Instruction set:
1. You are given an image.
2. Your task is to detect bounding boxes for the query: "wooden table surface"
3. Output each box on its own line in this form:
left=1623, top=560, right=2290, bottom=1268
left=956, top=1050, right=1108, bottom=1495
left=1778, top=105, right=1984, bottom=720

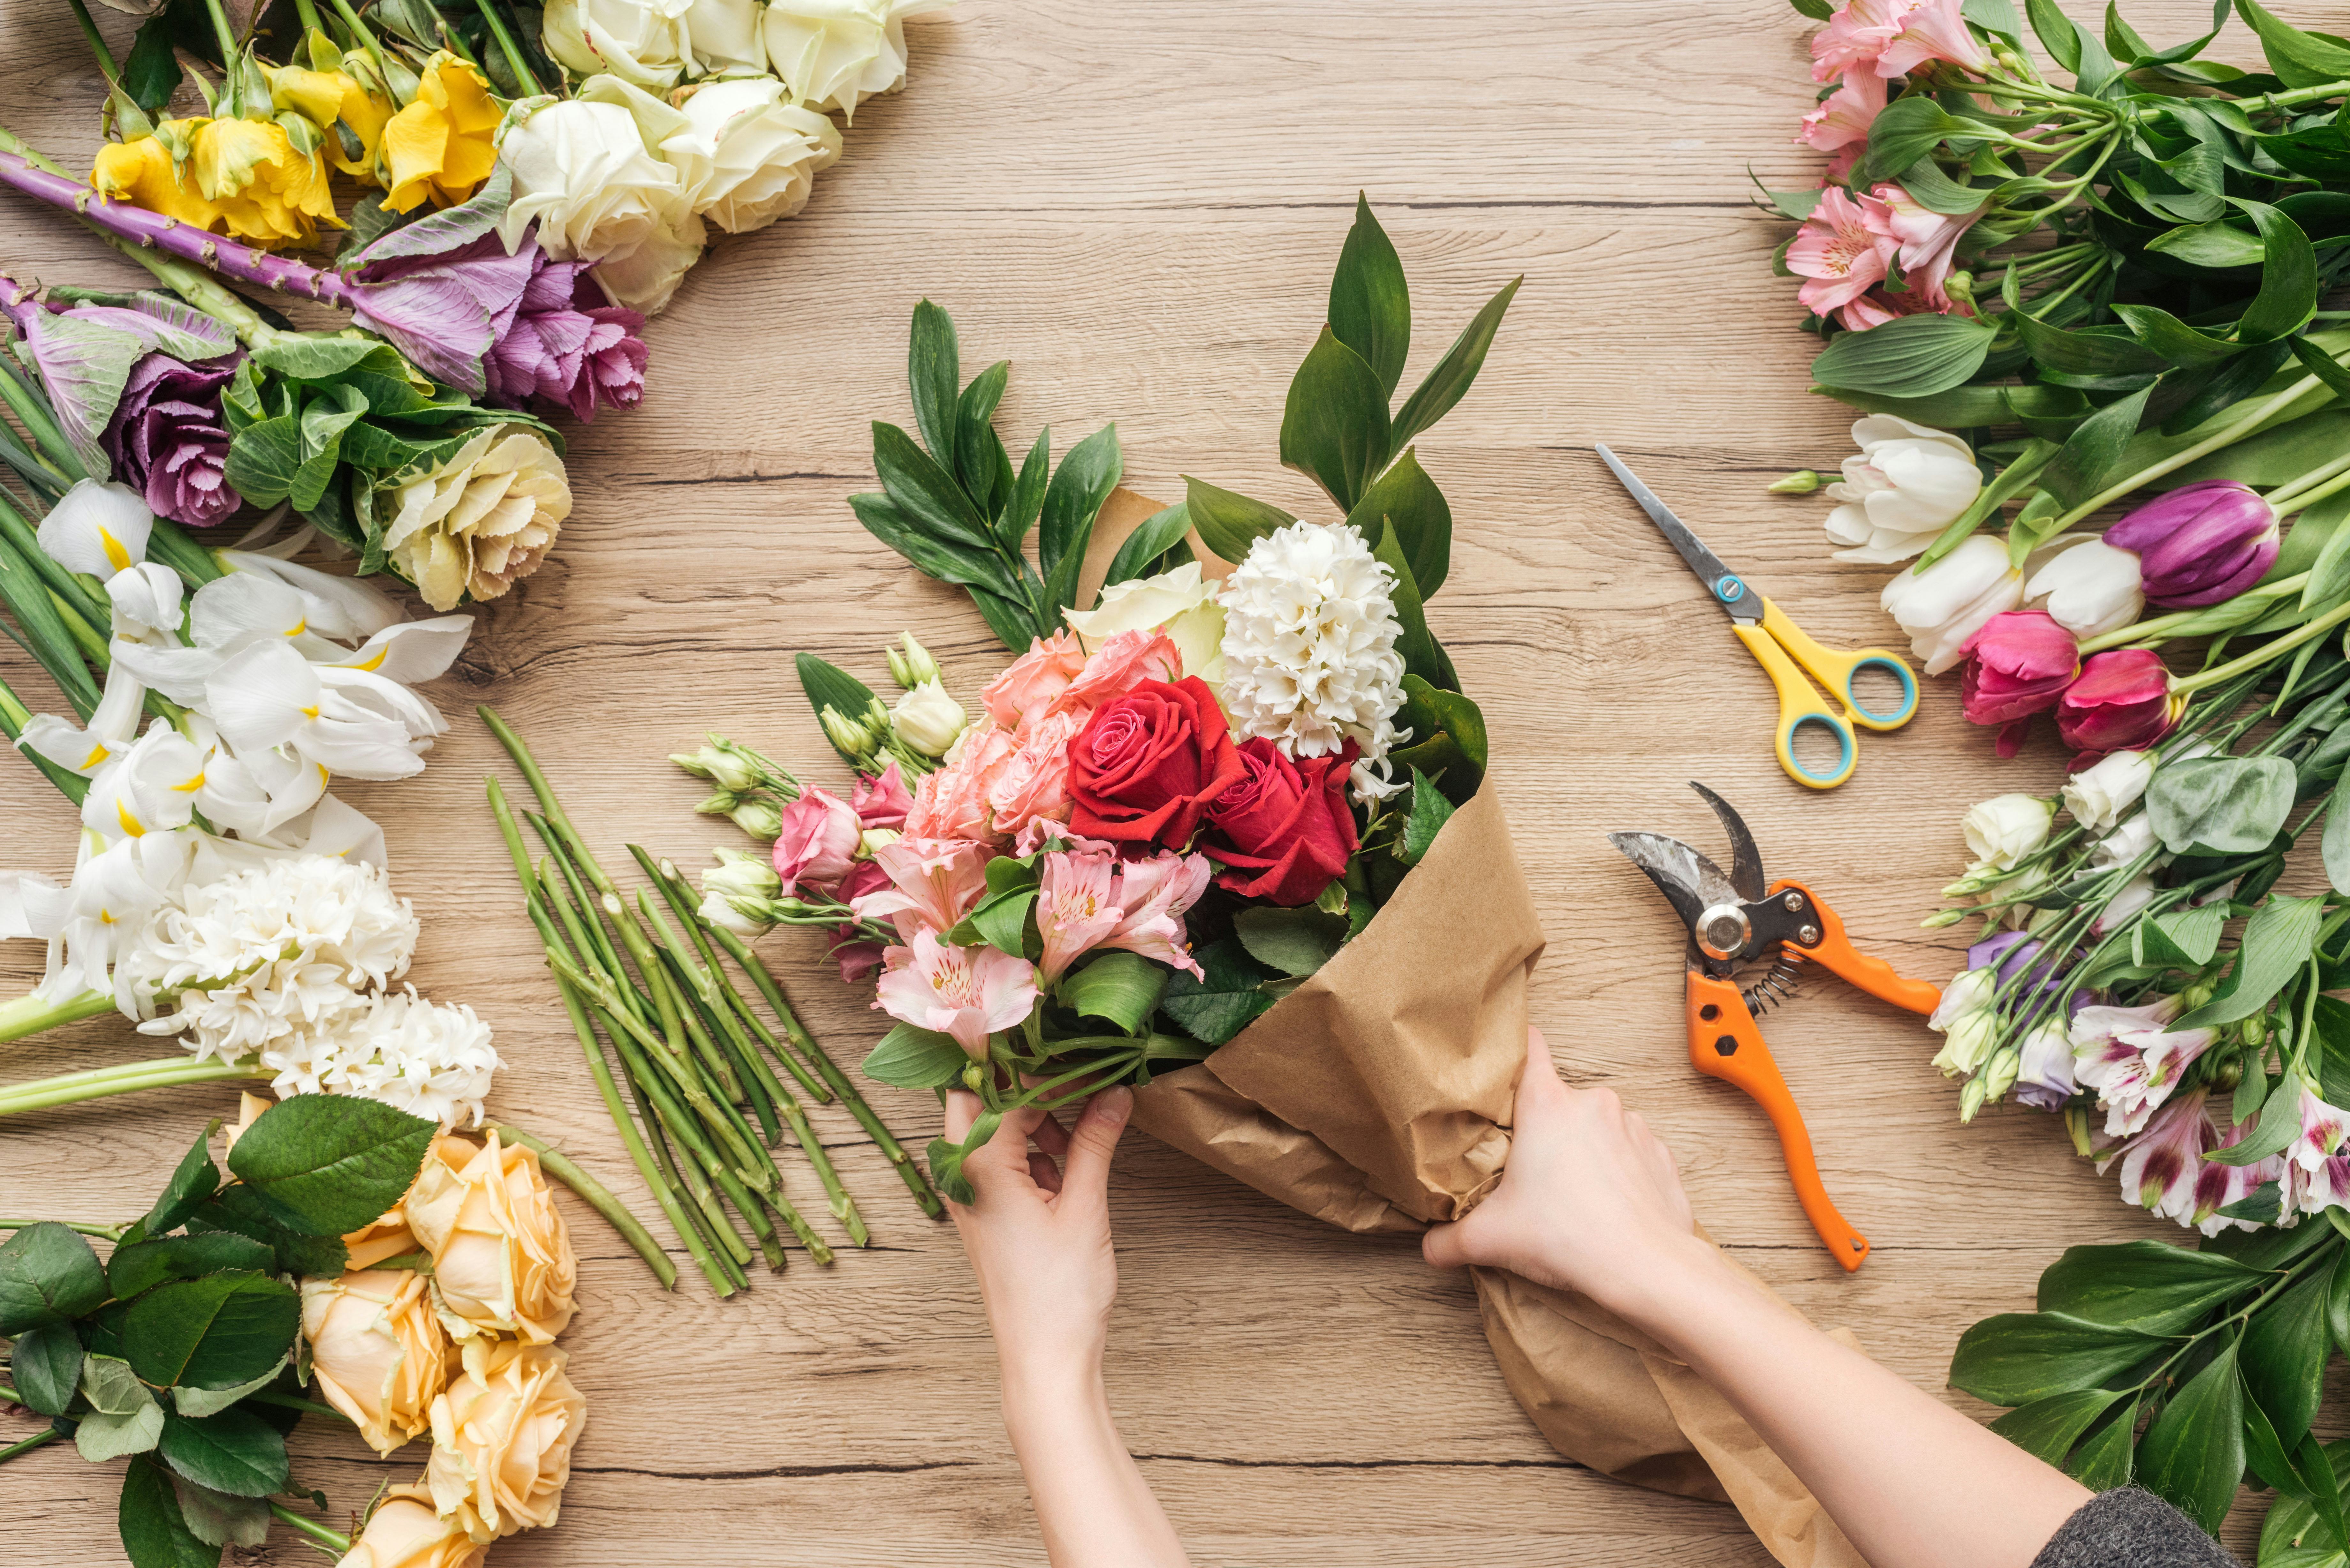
left=2, top=2, right=2325, bottom=1562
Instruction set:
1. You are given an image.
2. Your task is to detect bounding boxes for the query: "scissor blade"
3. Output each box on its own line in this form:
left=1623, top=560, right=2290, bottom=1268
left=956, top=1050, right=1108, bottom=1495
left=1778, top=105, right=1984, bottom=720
left=1688, top=782, right=1765, bottom=903
left=1594, top=444, right=1756, bottom=624
left=1609, top=831, right=1743, bottom=935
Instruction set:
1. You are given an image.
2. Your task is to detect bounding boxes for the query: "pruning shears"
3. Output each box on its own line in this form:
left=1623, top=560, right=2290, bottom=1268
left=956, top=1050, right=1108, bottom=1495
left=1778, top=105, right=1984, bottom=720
left=1611, top=784, right=1942, bottom=1271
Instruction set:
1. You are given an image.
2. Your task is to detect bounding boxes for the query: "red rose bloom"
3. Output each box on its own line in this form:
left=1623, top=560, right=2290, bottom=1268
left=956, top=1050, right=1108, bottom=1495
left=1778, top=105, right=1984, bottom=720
left=1066, top=677, right=1247, bottom=847
left=1202, top=738, right=1359, bottom=906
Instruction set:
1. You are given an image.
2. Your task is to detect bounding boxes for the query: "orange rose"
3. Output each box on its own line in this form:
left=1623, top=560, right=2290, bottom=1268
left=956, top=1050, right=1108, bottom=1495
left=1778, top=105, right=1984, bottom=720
left=404, top=1130, right=577, bottom=1343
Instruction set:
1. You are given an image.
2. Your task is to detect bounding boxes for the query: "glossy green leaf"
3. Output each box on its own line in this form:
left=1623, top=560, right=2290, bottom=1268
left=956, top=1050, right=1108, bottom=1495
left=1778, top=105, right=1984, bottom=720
left=2244, top=1267, right=2333, bottom=1447
left=0, top=1221, right=108, bottom=1333
left=1234, top=905, right=1351, bottom=978
left=11, top=1321, right=84, bottom=1416
left=1948, top=1312, right=2167, bottom=1404
left=2137, top=1338, right=2246, bottom=1534
left=2242, top=1381, right=2300, bottom=1493
left=107, top=1233, right=278, bottom=1305
left=2147, top=756, right=2297, bottom=856
left=1988, top=1388, right=2126, bottom=1465
left=2181, top=894, right=2327, bottom=1029
left=848, top=492, right=1010, bottom=593
left=1060, top=951, right=1169, bottom=1033
left=2291, top=338, right=2350, bottom=406
left=1398, top=675, right=1489, bottom=774
left=123, top=14, right=186, bottom=116
left=2033, top=1241, right=2263, bottom=1332
left=79, top=1355, right=165, bottom=1461
left=906, top=298, right=960, bottom=470
left=952, top=360, right=1009, bottom=508
left=1183, top=476, right=1294, bottom=565
left=1101, top=502, right=1194, bottom=590
left=1367, top=512, right=1446, bottom=688
left=861, top=1024, right=968, bottom=1090
left=140, top=1121, right=223, bottom=1240
left=871, top=422, right=997, bottom=553
left=2234, top=0, right=2350, bottom=89
left=2234, top=202, right=2320, bottom=344
left=1328, top=193, right=1410, bottom=398
left=225, top=1094, right=437, bottom=1238
left=946, top=885, right=1038, bottom=957
left=1344, top=447, right=1453, bottom=598
left=1809, top=314, right=1997, bottom=399
left=1390, top=275, right=1520, bottom=454
left=157, top=1408, right=290, bottom=1499
left=1157, top=939, right=1277, bottom=1047
left=1039, top=423, right=1123, bottom=602
left=123, top=1272, right=299, bottom=1392
left=1398, top=768, right=1457, bottom=866
left=1862, top=93, right=1967, bottom=181
left=2324, top=794, right=2350, bottom=897
left=118, top=1455, right=221, bottom=1568
left=2145, top=221, right=2266, bottom=270
left=2067, top=1398, right=2138, bottom=1489
left=2041, top=385, right=2153, bottom=507
left=1282, top=327, right=1391, bottom=510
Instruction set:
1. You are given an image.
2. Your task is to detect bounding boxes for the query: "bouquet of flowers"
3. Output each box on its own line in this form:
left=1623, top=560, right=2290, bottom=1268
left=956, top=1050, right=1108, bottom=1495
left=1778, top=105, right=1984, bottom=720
left=0, top=1091, right=600, bottom=1568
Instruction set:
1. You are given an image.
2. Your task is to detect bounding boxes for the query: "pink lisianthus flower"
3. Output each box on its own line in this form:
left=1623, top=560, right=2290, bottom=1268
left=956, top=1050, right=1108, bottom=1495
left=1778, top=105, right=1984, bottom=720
left=873, top=929, right=1039, bottom=1060
left=1795, top=70, right=1886, bottom=158
left=851, top=836, right=992, bottom=942
left=2070, top=997, right=2216, bottom=1138
left=853, top=759, right=913, bottom=830
left=771, top=787, right=861, bottom=895
left=981, top=631, right=1088, bottom=728
left=1789, top=187, right=1897, bottom=318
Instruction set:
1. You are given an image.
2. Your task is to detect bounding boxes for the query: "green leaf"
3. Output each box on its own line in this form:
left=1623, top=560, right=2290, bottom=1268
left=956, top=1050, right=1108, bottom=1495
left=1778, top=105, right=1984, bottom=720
left=79, top=1355, right=165, bottom=1461
left=2291, top=1430, right=2350, bottom=1558
left=1343, top=447, right=1453, bottom=598
left=1101, top=502, right=1195, bottom=590
left=0, top=1221, right=108, bottom=1333
left=171, top=1353, right=292, bottom=1419
left=123, top=14, right=186, bottom=117
left=180, top=1190, right=349, bottom=1276
left=1281, top=326, right=1391, bottom=511
left=108, top=1234, right=277, bottom=1305
left=1988, top=1388, right=2127, bottom=1466
left=1399, top=674, right=1490, bottom=773
left=223, top=416, right=305, bottom=507
left=1809, top=314, right=1998, bottom=399
left=2141, top=903, right=2228, bottom=969
left=952, top=360, right=1009, bottom=507
left=2028, top=0, right=2083, bottom=67
left=2291, top=338, right=2350, bottom=406
left=2181, top=894, right=2328, bottom=1029
left=2207, top=1071, right=2306, bottom=1166
left=1329, top=193, right=1411, bottom=399
left=1948, top=1312, right=2168, bottom=1404
left=2033, top=1241, right=2264, bottom=1332
left=2136, top=1337, right=2245, bottom=1534
left=907, top=298, right=961, bottom=471
left=1233, top=905, right=1350, bottom=978
left=871, top=422, right=997, bottom=553
left=947, top=886, right=1038, bottom=957
left=141, top=1121, right=223, bottom=1239
left=2042, top=386, right=2154, bottom=507
left=1863, top=94, right=1968, bottom=181
left=166, top=1476, right=268, bottom=1551
left=1390, top=275, right=1519, bottom=455
left=2145, top=221, right=2267, bottom=270
left=224, top=1092, right=438, bottom=1237
left=1060, top=951, right=1169, bottom=1033
left=851, top=492, right=1013, bottom=592
left=1788, top=0, right=1834, bottom=17
left=123, top=1272, right=299, bottom=1392
left=1039, top=423, right=1123, bottom=608
left=118, top=1456, right=221, bottom=1568
left=1366, top=513, right=1446, bottom=688
left=2235, top=0, right=2350, bottom=89
left=249, top=335, right=381, bottom=381
left=1157, top=938, right=1277, bottom=1047
left=11, top=1322, right=84, bottom=1416
left=797, top=655, right=882, bottom=759
left=1183, top=476, right=1294, bottom=565
left=2012, top=312, right=2172, bottom=379
left=2243, top=1381, right=2300, bottom=1493
left=1398, top=768, right=1457, bottom=866
left=157, top=1409, right=290, bottom=1499
left=2244, top=1267, right=2333, bottom=1447
left=2069, top=1400, right=2138, bottom=1488
left=861, top=1024, right=969, bottom=1089
left=2235, top=201, right=2321, bottom=344
left=2147, top=756, right=2298, bottom=856
left=2331, top=1246, right=2350, bottom=1359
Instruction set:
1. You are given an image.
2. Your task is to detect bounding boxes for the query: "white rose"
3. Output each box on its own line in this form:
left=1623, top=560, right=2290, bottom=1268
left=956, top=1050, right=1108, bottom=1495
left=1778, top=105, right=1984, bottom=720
left=2025, top=538, right=2144, bottom=640
left=669, top=77, right=842, bottom=233
left=1879, top=534, right=2023, bottom=675
left=1961, top=793, right=2053, bottom=871
left=380, top=429, right=572, bottom=612
left=684, top=0, right=770, bottom=74
left=2061, top=750, right=2154, bottom=832
left=889, top=680, right=966, bottom=757
left=1822, top=416, right=1982, bottom=565
left=497, top=96, right=690, bottom=265
left=1063, top=561, right=1228, bottom=686
left=761, top=0, right=952, bottom=120
left=542, top=0, right=693, bottom=89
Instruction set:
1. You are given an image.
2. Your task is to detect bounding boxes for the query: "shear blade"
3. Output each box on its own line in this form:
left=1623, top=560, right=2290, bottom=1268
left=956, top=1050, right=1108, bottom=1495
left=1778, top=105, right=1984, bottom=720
left=1608, top=830, right=1743, bottom=933
left=1688, top=782, right=1765, bottom=903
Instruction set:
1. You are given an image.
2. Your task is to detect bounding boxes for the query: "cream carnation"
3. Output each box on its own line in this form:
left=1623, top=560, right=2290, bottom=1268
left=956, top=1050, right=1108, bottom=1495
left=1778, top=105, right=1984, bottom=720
left=322, top=989, right=504, bottom=1130
left=1216, top=520, right=1409, bottom=801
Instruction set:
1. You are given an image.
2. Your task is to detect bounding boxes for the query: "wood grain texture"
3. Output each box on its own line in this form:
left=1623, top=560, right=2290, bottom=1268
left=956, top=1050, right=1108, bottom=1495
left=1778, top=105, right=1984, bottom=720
left=0, top=1, right=2330, bottom=1561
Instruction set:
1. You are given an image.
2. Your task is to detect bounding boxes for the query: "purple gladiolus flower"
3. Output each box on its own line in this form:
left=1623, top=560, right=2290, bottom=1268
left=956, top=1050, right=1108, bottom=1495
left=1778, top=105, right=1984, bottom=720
left=483, top=245, right=648, bottom=423
left=102, top=351, right=243, bottom=527
left=2104, top=480, right=2279, bottom=608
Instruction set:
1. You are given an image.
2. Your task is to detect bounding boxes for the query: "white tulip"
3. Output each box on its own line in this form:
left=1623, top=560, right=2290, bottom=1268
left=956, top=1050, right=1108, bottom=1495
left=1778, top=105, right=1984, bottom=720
left=761, top=0, right=952, bottom=120
left=542, top=0, right=693, bottom=90
left=36, top=480, right=152, bottom=579
left=670, top=77, right=842, bottom=234
left=2061, top=750, right=2154, bottom=832
left=1879, top=533, right=2024, bottom=675
left=2025, top=539, right=2144, bottom=640
left=1821, top=416, right=1982, bottom=565
left=1962, top=793, right=2053, bottom=870
left=684, top=0, right=768, bottom=73
left=497, top=96, right=692, bottom=268
left=889, top=679, right=967, bottom=757
left=1063, top=561, right=1228, bottom=685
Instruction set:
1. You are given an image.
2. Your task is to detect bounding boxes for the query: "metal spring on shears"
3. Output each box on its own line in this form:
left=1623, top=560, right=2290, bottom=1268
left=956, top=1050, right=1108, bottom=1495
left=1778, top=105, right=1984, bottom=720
left=1742, top=949, right=1805, bottom=1015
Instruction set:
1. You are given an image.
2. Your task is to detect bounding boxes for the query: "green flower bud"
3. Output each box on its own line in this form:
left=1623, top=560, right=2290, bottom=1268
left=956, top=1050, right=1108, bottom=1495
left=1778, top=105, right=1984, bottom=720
left=729, top=799, right=783, bottom=841
left=1767, top=470, right=1823, bottom=495
left=695, top=788, right=744, bottom=817
left=1958, top=1076, right=1988, bottom=1123
left=961, top=1063, right=985, bottom=1092
left=886, top=632, right=942, bottom=690
left=821, top=705, right=875, bottom=760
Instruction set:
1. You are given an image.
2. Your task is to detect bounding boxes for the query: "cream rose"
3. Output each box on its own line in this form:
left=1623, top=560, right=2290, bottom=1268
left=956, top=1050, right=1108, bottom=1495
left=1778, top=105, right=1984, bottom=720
left=1062, top=561, right=1226, bottom=685
left=425, top=1337, right=589, bottom=1541
left=542, top=0, right=693, bottom=89
left=497, top=95, right=691, bottom=265
left=761, top=0, right=951, bottom=119
left=339, top=1485, right=487, bottom=1568
left=379, top=429, right=571, bottom=613
left=300, top=1269, right=452, bottom=1456
left=684, top=0, right=767, bottom=72
left=670, top=76, right=842, bottom=234
left=404, top=1130, right=579, bottom=1344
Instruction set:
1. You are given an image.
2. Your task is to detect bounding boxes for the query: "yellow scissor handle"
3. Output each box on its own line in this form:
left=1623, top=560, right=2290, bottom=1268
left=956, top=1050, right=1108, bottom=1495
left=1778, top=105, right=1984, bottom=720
left=1732, top=620, right=1858, bottom=789
left=1758, top=600, right=1919, bottom=733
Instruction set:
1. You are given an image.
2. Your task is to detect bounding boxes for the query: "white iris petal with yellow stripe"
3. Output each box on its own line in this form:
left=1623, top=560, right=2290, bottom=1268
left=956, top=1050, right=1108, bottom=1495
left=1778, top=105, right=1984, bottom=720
left=35, top=479, right=153, bottom=579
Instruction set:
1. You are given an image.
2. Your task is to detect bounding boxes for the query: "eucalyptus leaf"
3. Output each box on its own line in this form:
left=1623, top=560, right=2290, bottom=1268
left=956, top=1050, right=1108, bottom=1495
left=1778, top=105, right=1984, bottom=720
left=2146, top=755, right=2296, bottom=855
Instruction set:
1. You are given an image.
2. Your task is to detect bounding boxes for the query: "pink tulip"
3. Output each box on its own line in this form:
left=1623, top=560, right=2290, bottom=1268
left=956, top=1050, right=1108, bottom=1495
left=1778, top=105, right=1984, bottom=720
left=1788, top=187, right=1897, bottom=316
left=770, top=787, right=861, bottom=895
left=2055, top=650, right=2179, bottom=761
left=1795, top=70, right=1885, bottom=157
left=1958, top=610, right=2079, bottom=756
left=853, top=759, right=913, bottom=829
left=873, top=929, right=1039, bottom=1060
left=2103, top=481, right=2279, bottom=608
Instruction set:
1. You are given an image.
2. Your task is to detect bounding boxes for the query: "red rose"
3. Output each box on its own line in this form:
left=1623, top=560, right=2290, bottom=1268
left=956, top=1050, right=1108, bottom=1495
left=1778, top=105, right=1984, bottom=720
left=1066, top=677, right=1246, bottom=847
left=1201, top=738, right=1359, bottom=906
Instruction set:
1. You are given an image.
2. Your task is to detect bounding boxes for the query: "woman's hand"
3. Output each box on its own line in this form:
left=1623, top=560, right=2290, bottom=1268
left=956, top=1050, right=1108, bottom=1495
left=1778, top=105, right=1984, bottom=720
left=1422, top=1026, right=1718, bottom=1318
left=944, top=1085, right=1133, bottom=1391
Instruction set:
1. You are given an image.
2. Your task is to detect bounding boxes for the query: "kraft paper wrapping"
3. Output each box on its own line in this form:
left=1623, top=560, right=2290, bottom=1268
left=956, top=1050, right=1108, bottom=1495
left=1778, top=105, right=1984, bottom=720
left=1131, top=786, right=1865, bottom=1568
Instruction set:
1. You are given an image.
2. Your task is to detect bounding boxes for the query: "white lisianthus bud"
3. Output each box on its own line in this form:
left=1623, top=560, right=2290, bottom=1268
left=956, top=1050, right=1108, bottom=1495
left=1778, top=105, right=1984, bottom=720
left=1768, top=470, right=1821, bottom=495
left=2090, top=815, right=2158, bottom=871
left=889, top=680, right=966, bottom=758
left=859, top=826, right=900, bottom=856
left=672, top=743, right=759, bottom=793
left=1932, top=1010, right=1999, bottom=1077
left=668, top=76, right=841, bottom=234
left=1958, top=1074, right=1990, bottom=1122
left=704, top=848, right=781, bottom=902
left=698, top=888, right=773, bottom=936
left=1880, top=535, right=2025, bottom=676
left=2061, top=750, right=2155, bottom=832
left=729, top=799, right=784, bottom=840
left=1928, top=966, right=1995, bottom=1031
left=886, top=632, right=940, bottom=690
left=1822, top=416, right=1982, bottom=565
left=1979, top=1044, right=2020, bottom=1101
left=1961, top=794, right=2053, bottom=871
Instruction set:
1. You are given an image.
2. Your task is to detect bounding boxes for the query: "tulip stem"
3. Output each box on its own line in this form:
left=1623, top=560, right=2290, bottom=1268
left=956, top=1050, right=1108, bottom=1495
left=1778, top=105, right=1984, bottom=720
left=266, top=1502, right=350, bottom=1556
left=489, top=1122, right=678, bottom=1292
left=2173, top=598, right=2350, bottom=696
left=2051, top=372, right=2332, bottom=532
left=2275, top=464, right=2350, bottom=521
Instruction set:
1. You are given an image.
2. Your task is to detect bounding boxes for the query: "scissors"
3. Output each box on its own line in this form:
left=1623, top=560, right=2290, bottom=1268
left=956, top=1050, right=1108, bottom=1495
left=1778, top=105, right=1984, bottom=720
left=1596, top=444, right=1919, bottom=789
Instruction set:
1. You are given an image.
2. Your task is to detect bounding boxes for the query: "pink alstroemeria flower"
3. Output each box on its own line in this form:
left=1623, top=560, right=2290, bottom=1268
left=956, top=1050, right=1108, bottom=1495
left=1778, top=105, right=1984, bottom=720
left=1796, top=70, right=1886, bottom=158
left=1874, top=0, right=1993, bottom=77
left=1101, top=850, right=1212, bottom=978
left=851, top=836, right=992, bottom=941
left=874, top=929, right=1039, bottom=1060
left=1035, top=847, right=1212, bottom=982
left=770, top=787, right=861, bottom=895
left=2195, top=1104, right=2287, bottom=1233
left=1788, top=187, right=1896, bottom=317
left=2285, top=1084, right=2350, bottom=1219
left=1810, top=0, right=1906, bottom=80
left=2070, top=997, right=2216, bottom=1137
left=1035, top=850, right=1125, bottom=983
left=853, top=759, right=913, bottom=829
left=2106, top=1091, right=2214, bottom=1228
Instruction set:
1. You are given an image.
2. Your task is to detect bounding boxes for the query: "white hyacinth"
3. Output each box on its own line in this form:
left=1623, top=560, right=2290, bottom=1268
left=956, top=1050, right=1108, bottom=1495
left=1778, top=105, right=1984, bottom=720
left=1216, top=520, right=1410, bottom=801
left=124, top=855, right=420, bottom=1064
left=320, top=989, right=503, bottom=1129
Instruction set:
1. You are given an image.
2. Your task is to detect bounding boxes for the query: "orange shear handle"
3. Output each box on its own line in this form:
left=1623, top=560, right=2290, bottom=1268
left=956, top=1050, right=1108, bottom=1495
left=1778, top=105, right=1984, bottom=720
left=1685, top=972, right=1871, bottom=1272
left=1770, top=879, right=1942, bottom=1016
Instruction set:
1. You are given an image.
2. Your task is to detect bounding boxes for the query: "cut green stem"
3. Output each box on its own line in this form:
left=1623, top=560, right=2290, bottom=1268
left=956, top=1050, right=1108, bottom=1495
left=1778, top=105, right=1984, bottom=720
left=490, top=1122, right=678, bottom=1291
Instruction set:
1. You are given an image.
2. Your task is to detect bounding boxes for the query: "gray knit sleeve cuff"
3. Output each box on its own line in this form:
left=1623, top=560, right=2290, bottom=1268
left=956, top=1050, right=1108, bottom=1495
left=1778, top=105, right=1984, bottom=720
left=2030, top=1488, right=2241, bottom=1568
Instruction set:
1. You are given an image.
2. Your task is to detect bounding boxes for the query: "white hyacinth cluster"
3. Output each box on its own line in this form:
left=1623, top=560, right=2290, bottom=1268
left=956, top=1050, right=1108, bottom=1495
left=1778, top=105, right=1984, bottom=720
left=1216, top=520, right=1410, bottom=801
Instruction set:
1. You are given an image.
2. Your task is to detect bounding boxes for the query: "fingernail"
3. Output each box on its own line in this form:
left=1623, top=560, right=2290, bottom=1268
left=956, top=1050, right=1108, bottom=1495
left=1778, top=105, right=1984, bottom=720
left=1097, top=1085, right=1132, bottom=1124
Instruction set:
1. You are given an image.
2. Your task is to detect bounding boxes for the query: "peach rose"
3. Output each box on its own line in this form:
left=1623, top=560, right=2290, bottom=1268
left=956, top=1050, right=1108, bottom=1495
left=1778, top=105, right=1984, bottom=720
left=980, top=629, right=1086, bottom=727
left=425, top=1337, right=589, bottom=1541
left=986, top=709, right=1078, bottom=851
left=342, top=1209, right=422, bottom=1270
left=301, top=1270, right=451, bottom=1456
left=904, top=718, right=1014, bottom=844
left=403, top=1131, right=577, bottom=1344
left=1052, top=629, right=1183, bottom=718
left=339, top=1485, right=487, bottom=1568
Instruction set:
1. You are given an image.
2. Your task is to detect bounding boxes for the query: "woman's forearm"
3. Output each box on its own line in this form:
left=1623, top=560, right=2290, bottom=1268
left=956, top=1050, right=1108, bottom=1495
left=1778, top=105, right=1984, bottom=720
left=1619, top=1237, right=2090, bottom=1568
left=1001, top=1366, right=1192, bottom=1568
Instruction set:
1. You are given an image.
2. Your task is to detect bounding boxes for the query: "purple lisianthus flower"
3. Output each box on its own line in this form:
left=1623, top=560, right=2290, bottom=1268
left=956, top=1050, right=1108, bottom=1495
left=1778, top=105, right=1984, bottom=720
left=483, top=245, right=648, bottom=423
left=1967, top=930, right=2070, bottom=994
left=101, top=351, right=243, bottom=527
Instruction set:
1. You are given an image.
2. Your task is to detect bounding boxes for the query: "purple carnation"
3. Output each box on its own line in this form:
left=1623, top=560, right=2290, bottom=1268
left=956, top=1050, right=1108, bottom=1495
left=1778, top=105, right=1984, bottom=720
left=483, top=245, right=648, bottom=423
left=102, top=351, right=243, bottom=527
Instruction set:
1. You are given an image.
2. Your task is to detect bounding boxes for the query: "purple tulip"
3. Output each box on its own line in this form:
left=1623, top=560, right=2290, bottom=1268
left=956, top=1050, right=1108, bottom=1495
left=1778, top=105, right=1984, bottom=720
left=2104, top=480, right=2279, bottom=608
left=102, top=351, right=243, bottom=527
left=483, top=248, right=648, bottom=424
